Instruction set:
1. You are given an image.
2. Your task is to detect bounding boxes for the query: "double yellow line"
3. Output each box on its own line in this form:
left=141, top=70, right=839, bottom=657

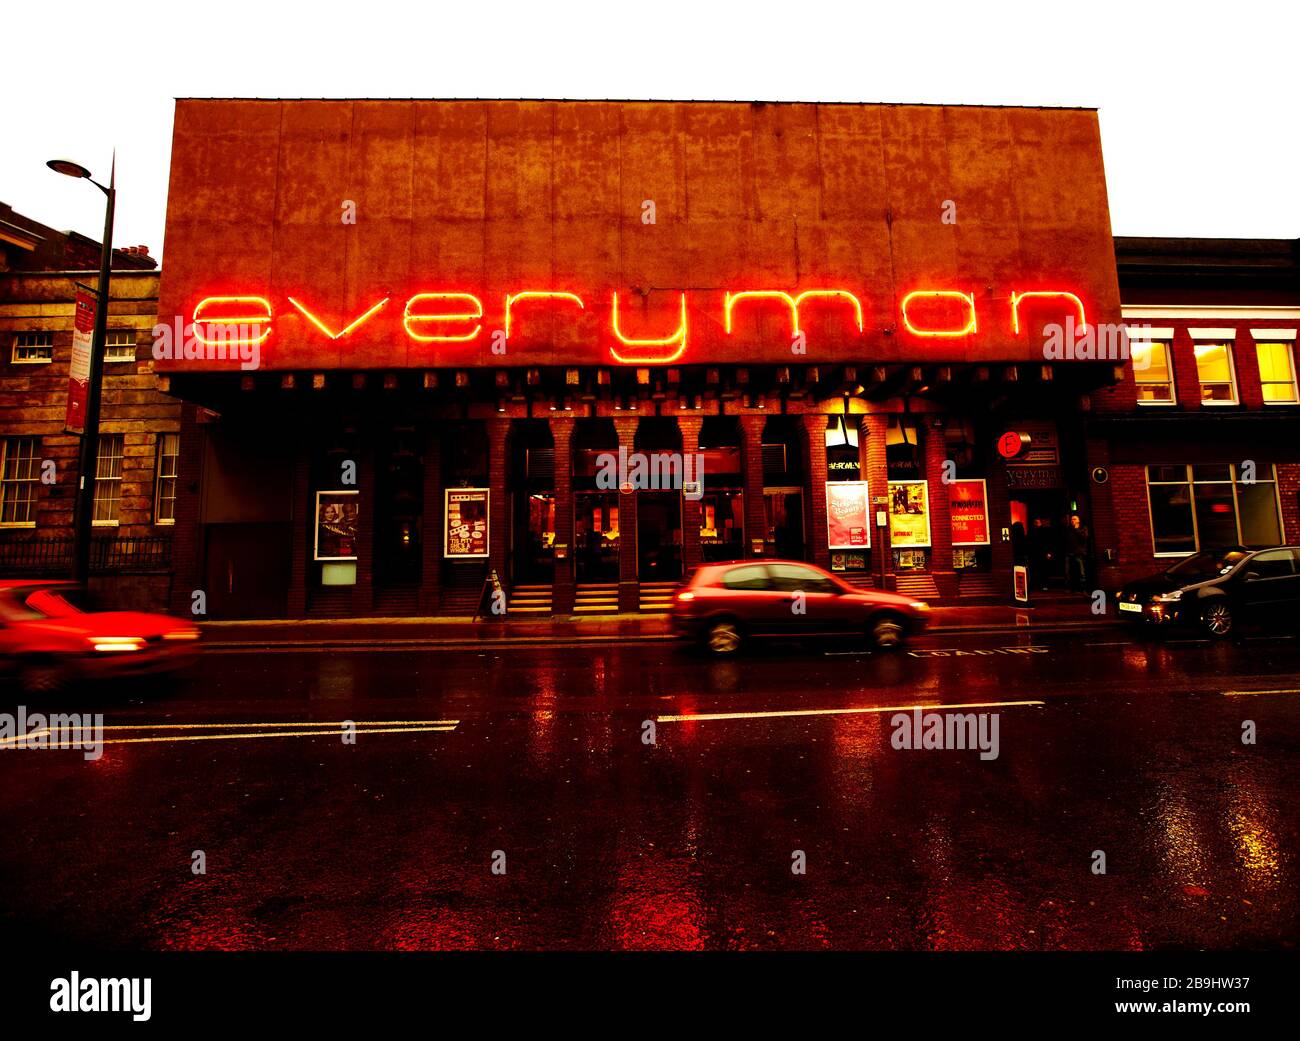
left=1, top=719, right=459, bottom=747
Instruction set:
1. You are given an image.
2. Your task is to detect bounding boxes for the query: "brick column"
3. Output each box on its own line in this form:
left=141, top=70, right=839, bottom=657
left=286, top=436, right=313, bottom=617
left=169, top=403, right=205, bottom=617
left=487, top=418, right=511, bottom=593
left=862, top=414, right=892, bottom=590
left=551, top=417, right=575, bottom=614
left=1085, top=434, right=1118, bottom=593
left=351, top=437, right=376, bottom=616
left=419, top=424, right=442, bottom=614
left=613, top=417, right=639, bottom=611
left=801, top=413, right=830, bottom=569
left=923, top=419, right=957, bottom=600
left=740, top=415, right=767, bottom=558
left=678, top=416, right=703, bottom=573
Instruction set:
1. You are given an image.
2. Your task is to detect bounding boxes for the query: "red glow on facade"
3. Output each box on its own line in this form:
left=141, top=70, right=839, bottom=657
left=723, top=290, right=864, bottom=335
left=504, top=291, right=585, bottom=339
left=402, top=293, right=483, bottom=343
left=1010, top=290, right=1088, bottom=334
left=609, top=292, right=688, bottom=363
left=287, top=296, right=389, bottom=340
left=900, top=291, right=977, bottom=337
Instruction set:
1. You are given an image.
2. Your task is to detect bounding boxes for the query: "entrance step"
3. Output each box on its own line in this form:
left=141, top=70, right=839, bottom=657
left=639, top=581, right=678, bottom=613
left=575, top=583, right=619, bottom=614
left=893, top=573, right=941, bottom=600
left=956, top=572, right=999, bottom=598
left=839, top=572, right=877, bottom=590
left=508, top=583, right=553, bottom=616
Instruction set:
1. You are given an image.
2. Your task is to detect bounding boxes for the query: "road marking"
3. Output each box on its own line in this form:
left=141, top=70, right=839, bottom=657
left=1222, top=688, right=1300, bottom=698
left=657, top=699, right=1045, bottom=724
left=1085, top=641, right=1133, bottom=647
left=0, top=720, right=460, bottom=748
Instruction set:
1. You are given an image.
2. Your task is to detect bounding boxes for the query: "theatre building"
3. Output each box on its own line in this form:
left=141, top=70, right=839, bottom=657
left=156, top=99, right=1126, bottom=619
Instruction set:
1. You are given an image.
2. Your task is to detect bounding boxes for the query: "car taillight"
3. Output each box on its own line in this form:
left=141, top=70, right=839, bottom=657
left=91, top=637, right=145, bottom=653
left=163, top=629, right=201, bottom=641
left=676, top=590, right=695, bottom=602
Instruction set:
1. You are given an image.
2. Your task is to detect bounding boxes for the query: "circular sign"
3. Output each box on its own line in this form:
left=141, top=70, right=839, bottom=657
left=997, top=431, right=1027, bottom=459
left=1091, top=466, right=1109, bottom=485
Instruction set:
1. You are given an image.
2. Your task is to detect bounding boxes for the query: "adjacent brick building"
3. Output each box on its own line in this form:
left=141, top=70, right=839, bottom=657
left=0, top=203, right=179, bottom=609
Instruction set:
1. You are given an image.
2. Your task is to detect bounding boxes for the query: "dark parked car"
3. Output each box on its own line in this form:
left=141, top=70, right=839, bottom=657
left=1115, top=546, right=1300, bottom=637
left=670, top=559, right=931, bottom=655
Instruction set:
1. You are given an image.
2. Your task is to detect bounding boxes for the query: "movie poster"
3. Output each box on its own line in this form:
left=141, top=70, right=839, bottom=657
left=887, top=480, right=931, bottom=548
left=826, top=481, right=871, bottom=549
left=445, top=488, right=490, bottom=558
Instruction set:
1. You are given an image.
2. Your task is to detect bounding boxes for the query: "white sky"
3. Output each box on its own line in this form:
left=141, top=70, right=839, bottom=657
left=4, top=0, right=1296, bottom=259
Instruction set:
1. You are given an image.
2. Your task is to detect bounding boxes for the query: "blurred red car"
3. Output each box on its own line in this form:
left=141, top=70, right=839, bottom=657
left=0, top=581, right=200, bottom=693
left=670, top=559, right=931, bottom=655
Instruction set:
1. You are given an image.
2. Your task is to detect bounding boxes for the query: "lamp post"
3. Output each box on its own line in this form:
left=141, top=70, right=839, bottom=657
left=47, top=155, right=115, bottom=587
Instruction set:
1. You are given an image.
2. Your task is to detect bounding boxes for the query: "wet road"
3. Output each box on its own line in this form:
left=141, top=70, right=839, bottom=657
left=1, top=627, right=1298, bottom=951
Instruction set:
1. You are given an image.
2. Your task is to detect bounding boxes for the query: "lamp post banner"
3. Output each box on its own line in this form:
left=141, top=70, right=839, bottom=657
left=64, top=287, right=96, bottom=434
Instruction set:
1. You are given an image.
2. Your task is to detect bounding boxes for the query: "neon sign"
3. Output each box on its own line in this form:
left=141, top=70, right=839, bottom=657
left=190, top=285, right=1089, bottom=363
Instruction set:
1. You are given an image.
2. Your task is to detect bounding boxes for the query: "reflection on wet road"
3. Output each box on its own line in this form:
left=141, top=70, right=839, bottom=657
left=0, top=629, right=1297, bottom=950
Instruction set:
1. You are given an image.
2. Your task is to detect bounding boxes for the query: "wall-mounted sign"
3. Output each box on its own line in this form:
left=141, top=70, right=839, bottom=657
left=1005, top=466, right=1063, bottom=489
left=64, top=287, right=96, bottom=434
left=949, top=478, right=990, bottom=546
left=887, top=480, right=931, bottom=548
left=997, top=431, right=1029, bottom=459
left=826, top=480, right=871, bottom=549
left=314, top=490, right=359, bottom=561
left=445, top=488, right=490, bottom=558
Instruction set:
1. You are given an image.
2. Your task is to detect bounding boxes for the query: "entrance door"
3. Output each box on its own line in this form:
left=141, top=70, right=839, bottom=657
left=637, top=492, right=683, bottom=580
left=204, top=522, right=292, bottom=618
left=575, top=492, right=620, bottom=582
left=1011, top=491, right=1072, bottom=590
left=513, top=492, right=556, bottom=584
left=764, top=488, right=805, bottom=560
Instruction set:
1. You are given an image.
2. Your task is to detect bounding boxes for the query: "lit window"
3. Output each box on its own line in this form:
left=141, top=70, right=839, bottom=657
left=12, top=331, right=53, bottom=363
left=1145, top=462, right=1281, bottom=555
left=0, top=437, right=40, bottom=525
left=1130, top=341, right=1175, bottom=404
left=93, top=434, right=124, bottom=525
left=1193, top=342, right=1238, bottom=404
left=154, top=434, right=179, bottom=524
left=104, top=330, right=136, bottom=363
left=1255, top=340, right=1298, bottom=404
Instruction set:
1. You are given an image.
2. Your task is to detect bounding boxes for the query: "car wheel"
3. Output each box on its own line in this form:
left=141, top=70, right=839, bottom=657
left=870, top=614, right=906, bottom=650
left=19, top=659, right=67, bottom=695
left=1201, top=601, right=1233, bottom=638
left=705, top=619, right=743, bottom=657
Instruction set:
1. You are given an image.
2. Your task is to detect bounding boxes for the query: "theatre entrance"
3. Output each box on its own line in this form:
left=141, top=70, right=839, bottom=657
left=575, top=492, right=619, bottom=582
left=637, top=493, right=682, bottom=580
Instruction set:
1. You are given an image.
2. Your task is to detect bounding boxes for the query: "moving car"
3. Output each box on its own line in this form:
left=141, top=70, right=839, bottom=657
left=670, top=559, right=931, bottom=655
left=0, top=581, right=201, bottom=693
left=1115, top=545, right=1300, bottom=637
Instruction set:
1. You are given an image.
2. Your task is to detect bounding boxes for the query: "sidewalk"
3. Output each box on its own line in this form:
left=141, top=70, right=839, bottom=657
left=199, top=597, right=1119, bottom=649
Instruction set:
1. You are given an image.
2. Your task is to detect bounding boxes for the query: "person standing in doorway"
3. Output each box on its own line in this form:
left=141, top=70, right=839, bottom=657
left=1063, top=513, right=1090, bottom=592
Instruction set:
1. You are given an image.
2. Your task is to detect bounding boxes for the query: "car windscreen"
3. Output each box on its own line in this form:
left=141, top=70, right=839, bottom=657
left=1166, top=550, right=1248, bottom=580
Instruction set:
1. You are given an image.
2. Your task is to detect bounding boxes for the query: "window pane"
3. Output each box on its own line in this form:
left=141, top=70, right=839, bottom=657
left=722, top=565, right=770, bottom=590
left=1248, top=549, right=1294, bottom=578
left=1194, top=344, right=1233, bottom=382
left=1237, top=482, right=1282, bottom=547
left=1256, top=342, right=1293, bottom=382
left=1192, top=482, right=1238, bottom=548
left=1132, top=342, right=1170, bottom=381
left=1147, top=483, right=1195, bottom=554
left=1191, top=463, right=1231, bottom=482
left=1147, top=464, right=1188, bottom=484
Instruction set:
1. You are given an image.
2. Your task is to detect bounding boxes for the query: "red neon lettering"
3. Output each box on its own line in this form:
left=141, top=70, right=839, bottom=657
left=609, top=292, right=687, bottom=363
left=287, top=296, right=389, bottom=340
left=504, top=291, right=585, bottom=339
left=191, top=296, right=273, bottom=346
left=900, top=290, right=977, bottom=337
left=1010, top=291, right=1087, bottom=333
left=724, top=290, right=864, bottom=335
left=402, top=293, right=483, bottom=343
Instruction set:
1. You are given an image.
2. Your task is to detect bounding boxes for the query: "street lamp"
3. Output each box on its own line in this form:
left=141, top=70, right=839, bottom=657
left=47, top=155, right=116, bottom=587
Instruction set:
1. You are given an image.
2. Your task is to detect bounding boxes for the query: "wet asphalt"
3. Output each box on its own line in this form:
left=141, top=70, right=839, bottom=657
left=1, top=626, right=1298, bottom=951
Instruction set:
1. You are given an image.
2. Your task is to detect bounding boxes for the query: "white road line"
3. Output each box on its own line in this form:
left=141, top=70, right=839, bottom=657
left=1085, top=641, right=1133, bottom=647
left=657, top=699, right=1045, bottom=724
left=1222, top=688, right=1300, bottom=697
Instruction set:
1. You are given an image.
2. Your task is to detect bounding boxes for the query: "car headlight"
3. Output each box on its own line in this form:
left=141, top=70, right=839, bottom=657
left=1152, top=590, right=1183, bottom=603
left=907, top=601, right=931, bottom=611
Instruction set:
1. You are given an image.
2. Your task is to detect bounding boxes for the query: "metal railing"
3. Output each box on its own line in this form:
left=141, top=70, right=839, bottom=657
left=0, top=535, right=172, bottom=575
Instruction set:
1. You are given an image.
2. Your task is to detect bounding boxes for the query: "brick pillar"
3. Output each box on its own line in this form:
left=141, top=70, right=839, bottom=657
left=740, top=414, right=767, bottom=558
left=551, top=417, right=575, bottom=614
left=487, top=418, right=511, bottom=593
left=1085, top=434, right=1118, bottom=593
left=169, top=403, right=205, bottom=617
left=987, top=452, right=1016, bottom=587
left=351, top=437, right=376, bottom=616
left=419, top=425, right=442, bottom=614
left=801, top=413, right=830, bottom=569
left=613, top=417, right=639, bottom=611
left=678, top=416, right=703, bottom=573
left=286, top=436, right=312, bottom=617
left=923, top=419, right=957, bottom=600
left=862, top=414, right=892, bottom=590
